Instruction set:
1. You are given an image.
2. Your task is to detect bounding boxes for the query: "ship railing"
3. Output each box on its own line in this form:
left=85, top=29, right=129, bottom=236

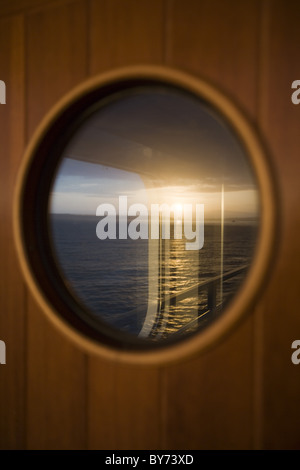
left=159, top=264, right=250, bottom=336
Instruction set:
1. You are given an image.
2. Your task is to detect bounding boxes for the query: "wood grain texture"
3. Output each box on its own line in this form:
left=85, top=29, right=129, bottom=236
left=88, top=362, right=163, bottom=450
left=258, top=0, right=300, bottom=449
left=162, top=0, right=261, bottom=449
left=89, top=0, right=165, bottom=74
left=0, top=14, right=26, bottom=450
left=87, top=0, right=165, bottom=450
left=25, top=0, right=88, bottom=449
left=165, top=0, right=260, bottom=119
left=161, top=321, right=254, bottom=449
left=0, top=0, right=81, bottom=18
left=1, top=0, right=300, bottom=450
left=26, top=0, right=88, bottom=139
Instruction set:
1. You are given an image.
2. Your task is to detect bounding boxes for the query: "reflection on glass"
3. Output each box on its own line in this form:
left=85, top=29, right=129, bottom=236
left=48, top=86, right=260, bottom=343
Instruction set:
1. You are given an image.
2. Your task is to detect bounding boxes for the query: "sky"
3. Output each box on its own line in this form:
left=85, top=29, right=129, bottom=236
left=50, top=158, right=259, bottom=220
left=49, top=87, right=260, bottom=220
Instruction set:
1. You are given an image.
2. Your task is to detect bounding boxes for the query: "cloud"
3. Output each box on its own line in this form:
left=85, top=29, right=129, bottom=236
left=49, top=87, right=260, bottom=216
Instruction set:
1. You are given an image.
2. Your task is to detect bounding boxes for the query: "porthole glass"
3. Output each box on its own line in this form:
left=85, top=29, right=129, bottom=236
left=14, top=67, right=277, bottom=361
left=48, top=85, right=259, bottom=342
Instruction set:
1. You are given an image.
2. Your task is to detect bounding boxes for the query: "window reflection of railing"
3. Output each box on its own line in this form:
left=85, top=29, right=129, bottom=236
left=149, top=264, right=249, bottom=338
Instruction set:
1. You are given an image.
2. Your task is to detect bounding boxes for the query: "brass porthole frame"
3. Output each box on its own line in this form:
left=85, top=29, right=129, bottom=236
left=13, top=65, right=279, bottom=365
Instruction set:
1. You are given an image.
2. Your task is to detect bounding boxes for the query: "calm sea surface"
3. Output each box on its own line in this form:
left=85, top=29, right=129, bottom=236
left=50, top=214, right=258, bottom=339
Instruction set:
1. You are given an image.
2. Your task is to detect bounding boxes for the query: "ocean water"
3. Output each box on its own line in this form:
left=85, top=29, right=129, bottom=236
left=49, top=214, right=258, bottom=340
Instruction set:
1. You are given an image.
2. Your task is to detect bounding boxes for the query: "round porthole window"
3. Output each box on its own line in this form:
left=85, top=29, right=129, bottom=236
left=14, top=66, right=278, bottom=364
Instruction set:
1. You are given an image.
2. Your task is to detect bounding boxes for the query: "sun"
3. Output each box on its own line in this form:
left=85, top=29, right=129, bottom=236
left=172, top=203, right=183, bottom=224
left=172, top=202, right=183, bottom=212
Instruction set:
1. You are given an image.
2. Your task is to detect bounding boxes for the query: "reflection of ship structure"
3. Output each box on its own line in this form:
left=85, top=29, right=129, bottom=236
left=48, top=85, right=259, bottom=343
left=136, top=218, right=251, bottom=340
left=151, top=264, right=249, bottom=339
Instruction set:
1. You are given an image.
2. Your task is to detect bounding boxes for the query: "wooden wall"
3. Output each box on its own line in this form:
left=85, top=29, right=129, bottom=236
left=0, top=0, right=300, bottom=450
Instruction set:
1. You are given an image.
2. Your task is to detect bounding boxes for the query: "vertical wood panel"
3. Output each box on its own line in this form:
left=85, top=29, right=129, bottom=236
left=0, top=0, right=83, bottom=18
left=163, top=0, right=261, bottom=449
left=0, top=14, right=26, bottom=450
left=87, top=0, right=165, bottom=450
left=26, top=0, right=87, bottom=138
left=2, top=0, right=299, bottom=450
left=88, top=363, right=162, bottom=450
left=166, top=0, right=260, bottom=118
left=89, top=0, right=164, bottom=74
left=25, top=0, right=88, bottom=449
left=259, top=0, right=300, bottom=449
